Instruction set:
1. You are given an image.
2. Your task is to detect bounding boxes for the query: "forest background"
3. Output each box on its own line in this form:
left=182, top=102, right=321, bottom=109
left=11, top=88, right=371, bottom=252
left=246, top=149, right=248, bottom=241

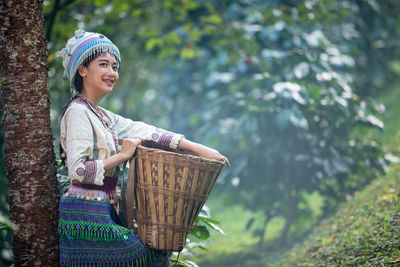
left=1, top=0, right=400, bottom=266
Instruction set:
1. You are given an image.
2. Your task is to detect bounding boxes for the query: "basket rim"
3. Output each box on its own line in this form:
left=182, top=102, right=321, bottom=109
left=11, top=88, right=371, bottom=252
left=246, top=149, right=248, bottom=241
left=137, top=144, right=225, bottom=167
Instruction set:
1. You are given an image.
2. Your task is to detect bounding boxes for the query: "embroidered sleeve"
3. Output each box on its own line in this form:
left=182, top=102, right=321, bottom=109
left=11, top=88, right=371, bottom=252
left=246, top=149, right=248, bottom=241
left=77, top=160, right=98, bottom=184
left=107, top=110, right=184, bottom=149
left=62, top=107, right=105, bottom=186
left=150, top=129, right=184, bottom=149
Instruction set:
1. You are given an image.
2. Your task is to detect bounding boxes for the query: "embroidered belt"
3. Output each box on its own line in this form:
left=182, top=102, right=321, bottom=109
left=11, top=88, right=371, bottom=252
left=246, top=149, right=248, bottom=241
left=64, top=177, right=119, bottom=204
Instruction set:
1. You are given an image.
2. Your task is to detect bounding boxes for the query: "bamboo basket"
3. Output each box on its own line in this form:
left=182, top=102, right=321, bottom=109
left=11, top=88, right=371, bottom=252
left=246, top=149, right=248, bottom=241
left=130, top=141, right=224, bottom=251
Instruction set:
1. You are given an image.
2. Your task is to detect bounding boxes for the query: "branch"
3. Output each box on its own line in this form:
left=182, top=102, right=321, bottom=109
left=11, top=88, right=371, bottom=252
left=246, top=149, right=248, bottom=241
left=45, top=0, right=78, bottom=42
left=59, top=0, right=78, bottom=10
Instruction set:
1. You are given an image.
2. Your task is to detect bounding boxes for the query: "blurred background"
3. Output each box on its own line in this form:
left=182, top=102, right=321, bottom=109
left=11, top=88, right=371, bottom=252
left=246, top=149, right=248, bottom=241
left=2, top=0, right=400, bottom=266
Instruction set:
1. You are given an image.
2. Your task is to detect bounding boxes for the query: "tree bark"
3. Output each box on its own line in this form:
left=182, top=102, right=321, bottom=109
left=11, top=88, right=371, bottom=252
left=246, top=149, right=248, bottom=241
left=0, top=0, right=59, bottom=265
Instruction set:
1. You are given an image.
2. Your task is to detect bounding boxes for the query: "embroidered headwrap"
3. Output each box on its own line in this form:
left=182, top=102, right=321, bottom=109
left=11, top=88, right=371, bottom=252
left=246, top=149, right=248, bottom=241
left=58, top=29, right=121, bottom=96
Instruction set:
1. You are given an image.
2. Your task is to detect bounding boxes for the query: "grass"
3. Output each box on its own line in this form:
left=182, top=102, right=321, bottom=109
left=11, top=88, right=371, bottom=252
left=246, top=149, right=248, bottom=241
left=277, top=165, right=400, bottom=266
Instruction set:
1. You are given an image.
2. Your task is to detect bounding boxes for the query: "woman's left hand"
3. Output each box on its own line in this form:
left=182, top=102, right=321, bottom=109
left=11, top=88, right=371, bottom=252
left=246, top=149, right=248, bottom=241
left=197, top=146, right=231, bottom=167
left=179, top=139, right=231, bottom=166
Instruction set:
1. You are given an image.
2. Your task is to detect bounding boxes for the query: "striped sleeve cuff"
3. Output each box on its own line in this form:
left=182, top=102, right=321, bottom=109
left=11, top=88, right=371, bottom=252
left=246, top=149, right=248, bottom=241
left=80, top=160, right=105, bottom=186
left=150, top=130, right=185, bottom=150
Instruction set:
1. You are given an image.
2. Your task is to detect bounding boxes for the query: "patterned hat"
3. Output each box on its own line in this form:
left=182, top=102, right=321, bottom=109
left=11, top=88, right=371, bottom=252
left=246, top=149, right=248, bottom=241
left=58, top=29, right=121, bottom=93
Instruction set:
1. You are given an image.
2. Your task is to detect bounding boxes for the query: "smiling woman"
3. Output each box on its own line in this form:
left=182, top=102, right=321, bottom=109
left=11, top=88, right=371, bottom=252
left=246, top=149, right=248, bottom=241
left=57, top=29, right=229, bottom=267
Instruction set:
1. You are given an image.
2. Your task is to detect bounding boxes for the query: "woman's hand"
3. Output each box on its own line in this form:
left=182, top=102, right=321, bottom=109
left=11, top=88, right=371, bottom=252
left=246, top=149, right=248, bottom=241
left=196, top=145, right=231, bottom=167
left=119, top=138, right=141, bottom=161
left=104, top=138, right=141, bottom=172
left=178, top=139, right=231, bottom=166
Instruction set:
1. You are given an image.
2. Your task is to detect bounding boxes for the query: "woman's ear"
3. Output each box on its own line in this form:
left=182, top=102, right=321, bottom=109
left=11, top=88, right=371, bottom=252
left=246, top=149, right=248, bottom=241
left=78, top=65, right=88, bottom=78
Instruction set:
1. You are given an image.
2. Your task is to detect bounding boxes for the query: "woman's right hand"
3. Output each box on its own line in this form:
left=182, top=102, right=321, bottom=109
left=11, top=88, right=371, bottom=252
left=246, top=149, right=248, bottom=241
left=119, top=138, right=141, bottom=161
left=104, top=138, right=141, bottom=172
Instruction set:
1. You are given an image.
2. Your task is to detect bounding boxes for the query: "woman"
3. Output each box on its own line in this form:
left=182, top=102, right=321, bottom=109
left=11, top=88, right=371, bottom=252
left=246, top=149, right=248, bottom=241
left=58, top=29, right=229, bottom=266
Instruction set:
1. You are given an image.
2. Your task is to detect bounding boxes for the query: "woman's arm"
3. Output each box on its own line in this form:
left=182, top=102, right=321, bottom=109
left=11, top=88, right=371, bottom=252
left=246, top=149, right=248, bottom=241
left=103, top=138, right=141, bottom=171
left=105, top=109, right=230, bottom=166
left=178, top=139, right=231, bottom=166
left=108, top=110, right=183, bottom=150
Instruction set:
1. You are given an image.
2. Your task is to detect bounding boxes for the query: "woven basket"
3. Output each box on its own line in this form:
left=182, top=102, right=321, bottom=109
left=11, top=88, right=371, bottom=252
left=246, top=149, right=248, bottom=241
left=131, top=141, right=224, bottom=251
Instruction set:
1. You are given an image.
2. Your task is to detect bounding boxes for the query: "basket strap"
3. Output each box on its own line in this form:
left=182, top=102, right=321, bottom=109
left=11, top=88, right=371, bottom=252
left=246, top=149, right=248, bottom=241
left=121, top=157, right=137, bottom=230
left=136, top=183, right=208, bottom=202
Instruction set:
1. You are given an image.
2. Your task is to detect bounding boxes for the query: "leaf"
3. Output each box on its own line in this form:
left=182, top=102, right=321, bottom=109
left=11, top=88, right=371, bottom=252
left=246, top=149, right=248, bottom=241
left=141, top=29, right=158, bottom=38
left=158, top=47, right=178, bottom=59
left=182, top=260, right=200, bottom=267
left=204, top=221, right=225, bottom=235
left=170, top=259, right=200, bottom=267
left=131, top=9, right=142, bottom=18
left=0, top=213, right=18, bottom=232
left=165, top=32, right=181, bottom=45
left=180, top=46, right=199, bottom=59
left=366, top=115, right=384, bottom=129
left=145, top=38, right=164, bottom=52
left=94, top=0, right=107, bottom=8
left=273, top=82, right=307, bottom=105
left=199, top=205, right=211, bottom=218
left=163, top=0, right=174, bottom=9
left=190, top=225, right=210, bottom=240
left=201, top=14, right=222, bottom=24
left=189, top=28, right=202, bottom=42
left=196, top=216, right=225, bottom=235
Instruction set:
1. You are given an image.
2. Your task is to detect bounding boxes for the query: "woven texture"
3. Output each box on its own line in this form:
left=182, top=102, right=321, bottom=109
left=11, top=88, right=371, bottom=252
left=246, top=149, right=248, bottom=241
left=133, top=144, right=224, bottom=251
left=59, top=196, right=170, bottom=266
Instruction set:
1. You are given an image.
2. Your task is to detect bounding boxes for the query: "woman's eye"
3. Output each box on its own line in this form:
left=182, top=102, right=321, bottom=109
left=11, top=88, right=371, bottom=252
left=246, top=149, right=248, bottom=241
left=99, top=63, right=107, bottom=67
left=112, top=66, right=118, bottom=71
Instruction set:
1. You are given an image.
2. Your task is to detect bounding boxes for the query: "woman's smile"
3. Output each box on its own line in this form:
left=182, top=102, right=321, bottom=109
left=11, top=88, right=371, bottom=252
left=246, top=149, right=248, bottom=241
left=80, top=52, right=120, bottom=101
left=103, top=78, right=115, bottom=86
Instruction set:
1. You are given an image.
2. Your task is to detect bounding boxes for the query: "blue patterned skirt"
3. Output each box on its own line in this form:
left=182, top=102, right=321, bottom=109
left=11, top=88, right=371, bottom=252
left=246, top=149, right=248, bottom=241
left=59, top=196, right=170, bottom=266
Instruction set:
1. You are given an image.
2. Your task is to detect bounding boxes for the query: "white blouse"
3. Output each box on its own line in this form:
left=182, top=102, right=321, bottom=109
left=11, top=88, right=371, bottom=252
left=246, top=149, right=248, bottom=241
left=60, top=97, right=184, bottom=186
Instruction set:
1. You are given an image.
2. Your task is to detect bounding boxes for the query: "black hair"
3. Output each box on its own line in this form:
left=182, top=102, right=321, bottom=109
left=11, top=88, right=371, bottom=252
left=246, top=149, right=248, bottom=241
left=73, top=52, right=99, bottom=93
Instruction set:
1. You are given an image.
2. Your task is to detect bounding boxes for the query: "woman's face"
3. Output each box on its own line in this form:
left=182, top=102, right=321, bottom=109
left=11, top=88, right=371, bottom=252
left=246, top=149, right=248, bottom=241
left=80, top=52, right=119, bottom=96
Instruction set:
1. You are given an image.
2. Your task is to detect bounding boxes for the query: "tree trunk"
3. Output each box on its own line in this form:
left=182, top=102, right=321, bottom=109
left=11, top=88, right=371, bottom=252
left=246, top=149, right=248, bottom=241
left=0, top=0, right=59, bottom=265
left=279, top=193, right=298, bottom=245
left=258, top=213, right=272, bottom=245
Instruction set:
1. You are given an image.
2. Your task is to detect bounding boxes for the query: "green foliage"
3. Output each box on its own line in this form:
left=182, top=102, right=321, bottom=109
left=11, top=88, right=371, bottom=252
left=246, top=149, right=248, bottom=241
left=0, top=212, right=14, bottom=266
left=57, top=164, right=70, bottom=195
left=174, top=205, right=225, bottom=266
left=277, top=163, right=400, bottom=266
left=189, top=206, right=225, bottom=242
left=0, top=215, right=17, bottom=233
left=43, top=0, right=400, bottom=264
left=146, top=0, right=389, bottom=244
